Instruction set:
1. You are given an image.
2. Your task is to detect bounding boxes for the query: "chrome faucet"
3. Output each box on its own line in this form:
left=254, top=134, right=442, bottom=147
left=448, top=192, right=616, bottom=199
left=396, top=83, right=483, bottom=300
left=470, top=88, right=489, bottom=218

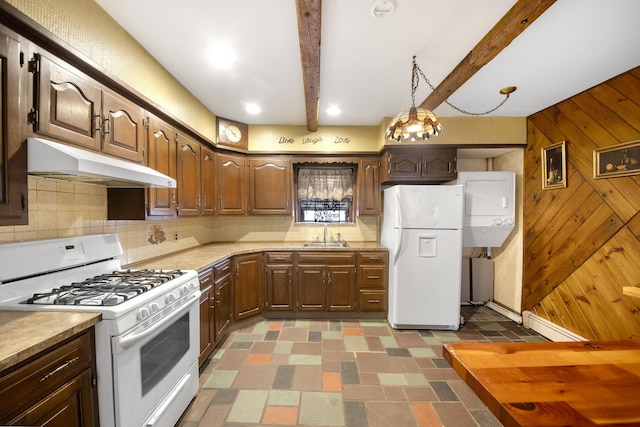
left=323, top=223, right=328, bottom=245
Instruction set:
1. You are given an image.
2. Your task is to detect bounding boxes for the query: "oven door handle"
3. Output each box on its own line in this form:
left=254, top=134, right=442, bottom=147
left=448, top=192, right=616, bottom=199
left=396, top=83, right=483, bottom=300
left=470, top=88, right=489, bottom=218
left=115, top=292, right=199, bottom=352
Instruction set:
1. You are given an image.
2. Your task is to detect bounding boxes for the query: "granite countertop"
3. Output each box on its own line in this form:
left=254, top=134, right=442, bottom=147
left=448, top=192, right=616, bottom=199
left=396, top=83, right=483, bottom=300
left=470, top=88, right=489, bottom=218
left=0, top=311, right=102, bottom=373
left=126, top=241, right=388, bottom=272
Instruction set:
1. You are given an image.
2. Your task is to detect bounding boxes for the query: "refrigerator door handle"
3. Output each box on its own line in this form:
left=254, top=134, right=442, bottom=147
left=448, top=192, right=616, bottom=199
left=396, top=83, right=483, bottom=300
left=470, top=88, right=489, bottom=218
left=393, top=192, right=403, bottom=265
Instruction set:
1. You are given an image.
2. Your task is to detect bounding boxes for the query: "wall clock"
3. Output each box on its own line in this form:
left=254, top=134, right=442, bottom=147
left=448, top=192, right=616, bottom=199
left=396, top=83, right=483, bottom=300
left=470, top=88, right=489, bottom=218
left=217, top=117, right=248, bottom=150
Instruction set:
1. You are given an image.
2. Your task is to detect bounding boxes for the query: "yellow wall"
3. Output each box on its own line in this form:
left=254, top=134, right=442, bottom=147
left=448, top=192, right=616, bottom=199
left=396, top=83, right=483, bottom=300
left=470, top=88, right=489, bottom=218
left=249, top=125, right=379, bottom=153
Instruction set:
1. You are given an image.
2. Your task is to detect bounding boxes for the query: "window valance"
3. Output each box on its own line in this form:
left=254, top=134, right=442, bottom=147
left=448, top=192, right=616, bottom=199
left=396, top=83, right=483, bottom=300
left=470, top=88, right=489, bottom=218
left=297, top=168, right=353, bottom=201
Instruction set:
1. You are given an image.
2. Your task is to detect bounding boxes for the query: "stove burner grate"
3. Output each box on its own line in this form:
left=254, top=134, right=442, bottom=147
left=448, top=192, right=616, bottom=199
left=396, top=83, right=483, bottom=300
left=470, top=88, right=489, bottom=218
left=24, top=269, right=185, bottom=306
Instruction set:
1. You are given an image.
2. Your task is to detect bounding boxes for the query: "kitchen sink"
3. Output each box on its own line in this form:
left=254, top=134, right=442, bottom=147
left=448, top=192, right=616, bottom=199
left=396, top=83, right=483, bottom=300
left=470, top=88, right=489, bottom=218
left=303, top=241, right=349, bottom=248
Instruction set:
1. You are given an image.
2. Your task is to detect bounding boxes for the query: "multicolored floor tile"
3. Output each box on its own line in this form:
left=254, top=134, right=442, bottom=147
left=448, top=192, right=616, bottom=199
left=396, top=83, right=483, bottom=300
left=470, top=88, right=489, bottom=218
left=178, top=305, right=547, bottom=426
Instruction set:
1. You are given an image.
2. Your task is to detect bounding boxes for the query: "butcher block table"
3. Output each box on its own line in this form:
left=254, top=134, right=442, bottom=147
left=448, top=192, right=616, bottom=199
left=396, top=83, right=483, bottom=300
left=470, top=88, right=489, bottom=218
left=443, top=340, right=640, bottom=427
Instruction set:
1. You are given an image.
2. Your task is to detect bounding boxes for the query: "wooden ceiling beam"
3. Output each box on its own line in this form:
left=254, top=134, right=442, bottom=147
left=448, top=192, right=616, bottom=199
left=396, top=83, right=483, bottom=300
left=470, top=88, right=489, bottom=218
left=296, top=0, right=322, bottom=132
left=420, top=0, right=557, bottom=111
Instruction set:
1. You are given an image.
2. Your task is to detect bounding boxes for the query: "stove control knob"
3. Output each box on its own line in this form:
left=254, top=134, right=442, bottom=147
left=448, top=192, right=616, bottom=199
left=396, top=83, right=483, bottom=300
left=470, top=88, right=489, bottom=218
left=137, top=307, right=150, bottom=321
left=180, top=285, right=189, bottom=296
left=165, top=293, right=176, bottom=304
left=150, top=303, right=160, bottom=313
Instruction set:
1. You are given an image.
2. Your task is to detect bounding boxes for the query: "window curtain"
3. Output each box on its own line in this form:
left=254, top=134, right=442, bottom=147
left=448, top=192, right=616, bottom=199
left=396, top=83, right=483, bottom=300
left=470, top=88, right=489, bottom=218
left=297, top=169, right=353, bottom=200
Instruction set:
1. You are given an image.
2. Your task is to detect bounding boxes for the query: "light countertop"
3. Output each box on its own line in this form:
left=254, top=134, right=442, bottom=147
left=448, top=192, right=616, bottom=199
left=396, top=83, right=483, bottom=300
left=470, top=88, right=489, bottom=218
left=126, top=241, right=388, bottom=272
left=0, top=311, right=101, bottom=372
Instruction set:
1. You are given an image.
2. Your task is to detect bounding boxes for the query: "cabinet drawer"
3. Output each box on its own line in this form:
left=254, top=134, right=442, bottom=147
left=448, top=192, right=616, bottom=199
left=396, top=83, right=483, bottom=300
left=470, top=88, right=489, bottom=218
left=214, top=259, right=231, bottom=281
left=265, top=252, right=294, bottom=264
left=357, top=251, right=388, bottom=264
left=358, top=265, right=386, bottom=288
left=199, top=268, right=213, bottom=290
left=0, top=331, right=93, bottom=422
left=298, top=252, right=356, bottom=265
left=359, top=290, right=387, bottom=312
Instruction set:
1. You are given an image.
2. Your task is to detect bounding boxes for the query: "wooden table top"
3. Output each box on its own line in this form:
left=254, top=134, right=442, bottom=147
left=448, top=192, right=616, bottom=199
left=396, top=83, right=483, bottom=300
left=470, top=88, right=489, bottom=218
left=443, top=339, right=640, bottom=427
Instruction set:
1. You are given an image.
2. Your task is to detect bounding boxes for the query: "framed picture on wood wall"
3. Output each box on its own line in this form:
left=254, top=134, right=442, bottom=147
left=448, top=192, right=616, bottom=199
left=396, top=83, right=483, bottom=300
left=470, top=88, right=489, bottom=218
left=593, top=139, right=640, bottom=179
left=542, top=141, right=567, bottom=190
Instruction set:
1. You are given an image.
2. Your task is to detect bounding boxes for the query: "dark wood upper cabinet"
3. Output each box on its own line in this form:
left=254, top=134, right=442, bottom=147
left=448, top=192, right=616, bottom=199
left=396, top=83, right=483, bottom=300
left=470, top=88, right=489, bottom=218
left=101, top=89, right=145, bottom=163
left=248, top=157, right=291, bottom=215
left=357, top=158, right=380, bottom=216
left=32, top=52, right=146, bottom=163
left=146, top=114, right=177, bottom=218
left=216, top=152, right=247, bottom=215
left=33, top=53, right=101, bottom=151
left=201, top=145, right=216, bottom=216
left=381, top=147, right=457, bottom=183
left=0, top=28, right=27, bottom=225
left=176, top=133, right=201, bottom=216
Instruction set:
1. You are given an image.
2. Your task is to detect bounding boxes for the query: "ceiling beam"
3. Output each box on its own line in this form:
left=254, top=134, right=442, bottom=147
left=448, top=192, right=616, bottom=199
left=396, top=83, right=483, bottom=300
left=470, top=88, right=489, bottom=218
left=420, top=0, right=557, bottom=111
left=296, top=0, right=322, bottom=132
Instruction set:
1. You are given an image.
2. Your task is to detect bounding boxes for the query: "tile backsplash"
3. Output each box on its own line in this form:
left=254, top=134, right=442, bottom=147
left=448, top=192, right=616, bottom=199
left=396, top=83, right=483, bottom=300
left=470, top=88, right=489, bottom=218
left=0, top=176, right=379, bottom=265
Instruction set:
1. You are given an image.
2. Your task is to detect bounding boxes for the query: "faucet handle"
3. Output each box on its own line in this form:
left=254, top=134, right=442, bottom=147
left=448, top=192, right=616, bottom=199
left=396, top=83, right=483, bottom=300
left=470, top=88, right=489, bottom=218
left=336, top=232, right=341, bottom=242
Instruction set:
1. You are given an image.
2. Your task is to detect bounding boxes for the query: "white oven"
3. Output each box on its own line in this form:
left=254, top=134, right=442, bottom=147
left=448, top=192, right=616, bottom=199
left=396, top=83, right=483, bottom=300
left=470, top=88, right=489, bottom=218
left=111, top=292, right=199, bottom=427
left=0, top=234, right=200, bottom=427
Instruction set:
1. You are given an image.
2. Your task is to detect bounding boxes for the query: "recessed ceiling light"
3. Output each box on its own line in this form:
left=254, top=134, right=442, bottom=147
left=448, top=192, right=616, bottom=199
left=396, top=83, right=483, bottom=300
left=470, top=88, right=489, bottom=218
left=246, top=103, right=261, bottom=115
left=206, top=41, right=237, bottom=70
left=326, top=105, right=341, bottom=116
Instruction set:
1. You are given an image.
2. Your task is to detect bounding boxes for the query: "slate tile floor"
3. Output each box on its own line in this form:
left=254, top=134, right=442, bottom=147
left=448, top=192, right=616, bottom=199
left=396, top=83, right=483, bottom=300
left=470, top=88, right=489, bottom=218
left=177, top=306, right=548, bottom=427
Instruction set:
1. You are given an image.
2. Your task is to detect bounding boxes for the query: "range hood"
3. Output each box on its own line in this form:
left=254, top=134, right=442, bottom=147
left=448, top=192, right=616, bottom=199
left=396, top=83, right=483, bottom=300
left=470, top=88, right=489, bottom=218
left=27, top=138, right=176, bottom=188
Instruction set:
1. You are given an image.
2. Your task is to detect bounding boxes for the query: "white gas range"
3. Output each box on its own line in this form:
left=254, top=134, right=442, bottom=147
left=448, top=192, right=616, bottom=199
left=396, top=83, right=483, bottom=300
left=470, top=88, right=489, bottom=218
left=0, top=234, right=200, bottom=427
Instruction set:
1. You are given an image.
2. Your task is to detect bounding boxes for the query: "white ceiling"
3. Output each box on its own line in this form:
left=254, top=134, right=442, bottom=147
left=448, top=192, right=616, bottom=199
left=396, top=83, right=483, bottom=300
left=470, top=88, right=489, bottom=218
left=95, top=0, right=640, bottom=128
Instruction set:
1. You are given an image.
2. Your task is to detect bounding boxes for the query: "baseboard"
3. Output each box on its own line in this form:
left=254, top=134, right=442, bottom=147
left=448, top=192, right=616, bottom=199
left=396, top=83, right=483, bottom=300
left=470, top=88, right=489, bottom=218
left=485, top=301, right=522, bottom=324
left=522, top=310, right=587, bottom=342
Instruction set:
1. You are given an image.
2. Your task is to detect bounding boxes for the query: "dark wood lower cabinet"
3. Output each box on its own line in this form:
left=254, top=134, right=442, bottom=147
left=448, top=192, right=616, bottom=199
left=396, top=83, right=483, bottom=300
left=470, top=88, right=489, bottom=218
left=214, top=259, right=233, bottom=339
left=265, top=264, right=293, bottom=310
left=296, top=252, right=357, bottom=312
left=233, top=253, right=264, bottom=320
left=0, top=330, right=98, bottom=426
left=198, top=250, right=387, bottom=366
left=198, top=268, right=215, bottom=366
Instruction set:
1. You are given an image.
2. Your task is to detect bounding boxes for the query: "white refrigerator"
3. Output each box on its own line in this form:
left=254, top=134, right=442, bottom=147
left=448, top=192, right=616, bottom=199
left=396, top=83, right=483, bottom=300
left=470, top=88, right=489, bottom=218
left=381, top=185, right=464, bottom=330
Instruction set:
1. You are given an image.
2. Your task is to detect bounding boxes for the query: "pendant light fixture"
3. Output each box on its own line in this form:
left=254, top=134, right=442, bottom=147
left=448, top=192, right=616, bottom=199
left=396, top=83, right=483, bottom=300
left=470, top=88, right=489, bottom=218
left=385, top=56, right=516, bottom=142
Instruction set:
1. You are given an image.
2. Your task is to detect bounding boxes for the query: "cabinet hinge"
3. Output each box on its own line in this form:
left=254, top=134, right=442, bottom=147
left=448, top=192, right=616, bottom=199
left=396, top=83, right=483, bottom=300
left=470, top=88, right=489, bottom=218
left=92, top=374, right=97, bottom=387
left=28, top=53, right=40, bottom=73
left=27, top=108, right=39, bottom=125
left=144, top=117, right=150, bottom=131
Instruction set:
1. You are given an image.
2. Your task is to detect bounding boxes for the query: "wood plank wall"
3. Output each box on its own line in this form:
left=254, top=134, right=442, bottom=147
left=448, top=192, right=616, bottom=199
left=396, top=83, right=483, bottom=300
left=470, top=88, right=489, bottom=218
left=524, top=67, right=640, bottom=340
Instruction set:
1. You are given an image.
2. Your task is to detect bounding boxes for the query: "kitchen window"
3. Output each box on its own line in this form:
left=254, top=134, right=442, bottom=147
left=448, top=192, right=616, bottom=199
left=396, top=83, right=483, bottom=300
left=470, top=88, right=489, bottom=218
left=295, top=165, right=354, bottom=223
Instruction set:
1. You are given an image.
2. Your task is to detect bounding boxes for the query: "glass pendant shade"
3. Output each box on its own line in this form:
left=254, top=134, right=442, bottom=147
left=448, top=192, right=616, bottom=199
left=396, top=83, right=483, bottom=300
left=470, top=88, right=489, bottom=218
left=385, top=106, right=443, bottom=142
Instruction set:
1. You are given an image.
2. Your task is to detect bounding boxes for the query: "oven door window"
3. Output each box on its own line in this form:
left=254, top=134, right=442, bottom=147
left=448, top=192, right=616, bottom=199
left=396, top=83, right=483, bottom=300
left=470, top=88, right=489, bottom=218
left=140, top=312, right=190, bottom=396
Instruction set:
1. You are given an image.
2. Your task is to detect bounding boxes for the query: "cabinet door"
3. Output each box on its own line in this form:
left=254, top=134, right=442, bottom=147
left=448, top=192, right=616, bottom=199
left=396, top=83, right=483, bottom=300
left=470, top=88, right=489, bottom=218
left=198, top=268, right=215, bottom=367
left=101, top=90, right=145, bottom=163
left=215, top=271, right=232, bottom=338
left=249, top=158, right=291, bottom=215
left=327, top=265, right=356, bottom=311
left=296, top=265, right=326, bottom=311
left=9, top=369, right=97, bottom=427
left=0, top=29, right=27, bottom=225
left=146, top=115, right=177, bottom=217
left=34, top=53, right=101, bottom=151
left=216, top=152, right=246, bottom=215
left=266, top=264, right=294, bottom=311
left=386, top=151, right=422, bottom=179
left=422, top=148, right=457, bottom=180
left=176, top=133, right=201, bottom=216
left=357, top=158, right=380, bottom=216
left=201, top=146, right=216, bottom=215
left=233, top=253, right=264, bottom=320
